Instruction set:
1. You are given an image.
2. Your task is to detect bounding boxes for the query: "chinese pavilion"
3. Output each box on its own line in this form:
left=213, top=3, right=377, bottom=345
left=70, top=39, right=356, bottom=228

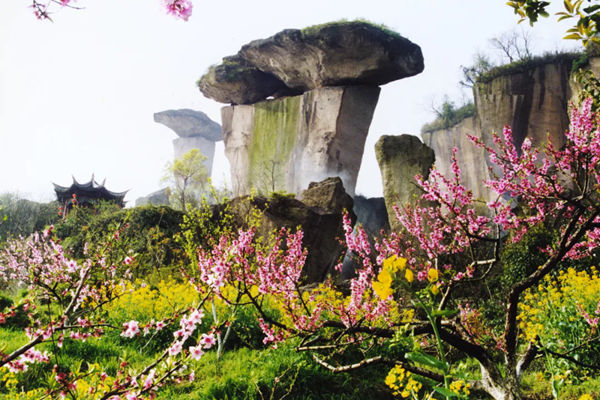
left=53, top=175, right=128, bottom=215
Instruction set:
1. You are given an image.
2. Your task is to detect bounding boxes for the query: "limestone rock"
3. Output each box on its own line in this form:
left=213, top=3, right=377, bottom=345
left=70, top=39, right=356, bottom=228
left=212, top=178, right=354, bottom=283
left=222, top=85, right=380, bottom=197
left=135, top=188, right=170, bottom=207
left=375, top=135, right=435, bottom=231
left=198, top=61, right=288, bottom=105
left=474, top=60, right=572, bottom=177
left=238, top=21, right=424, bottom=92
left=421, top=117, right=496, bottom=203
left=153, top=109, right=222, bottom=141
left=301, top=177, right=354, bottom=215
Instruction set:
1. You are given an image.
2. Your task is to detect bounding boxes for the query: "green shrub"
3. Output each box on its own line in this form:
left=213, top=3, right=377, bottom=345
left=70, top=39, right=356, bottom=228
left=477, top=51, right=583, bottom=83
left=421, top=101, right=476, bottom=133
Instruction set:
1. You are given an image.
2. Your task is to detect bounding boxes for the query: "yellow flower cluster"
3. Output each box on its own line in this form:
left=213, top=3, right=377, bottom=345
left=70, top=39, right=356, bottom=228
left=449, top=379, right=471, bottom=396
left=517, top=267, right=600, bottom=343
left=373, top=256, right=408, bottom=299
left=579, top=394, right=594, bottom=400
left=107, top=278, right=198, bottom=322
left=1, top=368, right=18, bottom=391
left=385, top=365, right=422, bottom=398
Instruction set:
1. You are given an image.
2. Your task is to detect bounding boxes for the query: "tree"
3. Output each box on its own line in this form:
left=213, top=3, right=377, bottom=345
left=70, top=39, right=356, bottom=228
left=459, top=51, right=496, bottom=88
left=488, top=28, right=534, bottom=64
left=30, top=0, right=193, bottom=21
left=507, top=0, right=600, bottom=46
left=161, top=148, right=209, bottom=213
left=199, top=98, right=600, bottom=400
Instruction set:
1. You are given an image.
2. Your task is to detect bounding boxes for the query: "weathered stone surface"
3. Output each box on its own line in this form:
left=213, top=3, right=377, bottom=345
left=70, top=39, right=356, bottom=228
left=238, top=21, right=424, bottom=92
left=222, top=85, right=380, bottom=197
left=301, top=177, right=354, bottom=214
left=213, top=178, right=354, bottom=283
left=421, top=117, right=496, bottom=203
left=198, top=61, right=288, bottom=105
left=153, top=109, right=222, bottom=141
left=135, top=188, right=170, bottom=207
left=173, top=136, right=216, bottom=177
left=375, top=134, right=435, bottom=231
left=474, top=61, right=572, bottom=177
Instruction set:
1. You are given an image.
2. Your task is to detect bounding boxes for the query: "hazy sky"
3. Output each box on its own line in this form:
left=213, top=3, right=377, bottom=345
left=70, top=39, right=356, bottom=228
left=0, top=0, right=579, bottom=204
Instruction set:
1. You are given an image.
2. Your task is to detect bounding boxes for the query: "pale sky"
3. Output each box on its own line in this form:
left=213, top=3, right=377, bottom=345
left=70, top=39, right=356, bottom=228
left=0, top=0, right=579, bottom=204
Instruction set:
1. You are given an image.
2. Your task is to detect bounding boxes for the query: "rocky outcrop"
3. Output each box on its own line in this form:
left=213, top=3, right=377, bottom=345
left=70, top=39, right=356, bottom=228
left=375, top=135, right=435, bottom=231
left=222, top=85, right=381, bottom=196
left=154, top=109, right=222, bottom=176
left=135, top=188, right=170, bottom=207
left=301, top=177, right=354, bottom=214
left=421, top=117, right=496, bottom=202
left=214, top=178, right=355, bottom=283
left=154, top=109, right=222, bottom=141
left=199, top=21, right=423, bottom=105
left=474, top=60, right=572, bottom=176
left=197, top=61, right=289, bottom=105
left=238, top=22, right=424, bottom=93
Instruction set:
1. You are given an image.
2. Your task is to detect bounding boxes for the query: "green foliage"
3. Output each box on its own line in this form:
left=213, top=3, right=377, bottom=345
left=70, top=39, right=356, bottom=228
left=162, top=149, right=210, bottom=212
left=54, top=204, right=186, bottom=280
left=421, top=101, right=476, bottom=134
left=476, top=51, right=582, bottom=84
left=301, top=18, right=401, bottom=38
left=0, top=193, right=60, bottom=242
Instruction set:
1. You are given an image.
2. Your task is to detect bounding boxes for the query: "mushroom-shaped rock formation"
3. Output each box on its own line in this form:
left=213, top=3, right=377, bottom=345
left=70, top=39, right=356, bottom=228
left=153, top=109, right=222, bottom=141
left=375, top=134, right=435, bottom=231
left=154, top=109, right=222, bottom=177
left=239, top=21, right=424, bottom=93
left=198, top=21, right=424, bottom=105
left=200, top=20, right=424, bottom=198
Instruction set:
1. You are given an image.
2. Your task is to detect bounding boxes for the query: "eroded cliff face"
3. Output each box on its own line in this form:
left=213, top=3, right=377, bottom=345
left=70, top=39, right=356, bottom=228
left=422, top=59, right=580, bottom=203
left=475, top=61, right=572, bottom=174
left=221, top=85, right=381, bottom=196
left=422, top=117, right=496, bottom=202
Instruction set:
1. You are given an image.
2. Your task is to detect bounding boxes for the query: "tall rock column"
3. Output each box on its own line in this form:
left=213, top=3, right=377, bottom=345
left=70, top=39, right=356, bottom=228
left=154, top=109, right=222, bottom=176
left=198, top=21, right=425, bottom=196
left=221, top=86, right=381, bottom=196
left=375, top=134, right=435, bottom=231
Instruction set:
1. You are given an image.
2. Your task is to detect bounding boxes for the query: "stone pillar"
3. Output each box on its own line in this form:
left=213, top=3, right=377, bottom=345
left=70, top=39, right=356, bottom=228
left=375, top=134, right=435, bottom=231
left=221, top=85, right=381, bottom=197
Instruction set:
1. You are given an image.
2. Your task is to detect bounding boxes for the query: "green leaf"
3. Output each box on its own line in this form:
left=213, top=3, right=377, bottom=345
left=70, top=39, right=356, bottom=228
left=565, top=0, right=574, bottom=13
left=551, top=379, right=560, bottom=399
left=405, top=351, right=448, bottom=371
left=540, top=10, right=550, bottom=17
left=564, top=33, right=583, bottom=39
left=583, top=5, right=600, bottom=14
left=431, top=309, right=459, bottom=318
left=433, top=387, right=458, bottom=397
left=558, top=15, right=574, bottom=21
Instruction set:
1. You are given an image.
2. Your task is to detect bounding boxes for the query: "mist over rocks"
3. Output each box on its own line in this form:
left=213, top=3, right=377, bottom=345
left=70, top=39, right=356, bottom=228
left=198, top=21, right=424, bottom=105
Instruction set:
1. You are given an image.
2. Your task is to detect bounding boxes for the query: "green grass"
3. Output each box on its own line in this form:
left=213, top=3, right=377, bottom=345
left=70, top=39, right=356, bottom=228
left=301, top=18, right=402, bottom=39
left=477, top=51, right=583, bottom=84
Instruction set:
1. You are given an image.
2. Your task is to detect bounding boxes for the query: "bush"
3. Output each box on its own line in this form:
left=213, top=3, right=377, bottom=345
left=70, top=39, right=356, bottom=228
left=477, top=51, right=583, bottom=84
left=421, top=101, right=476, bottom=133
